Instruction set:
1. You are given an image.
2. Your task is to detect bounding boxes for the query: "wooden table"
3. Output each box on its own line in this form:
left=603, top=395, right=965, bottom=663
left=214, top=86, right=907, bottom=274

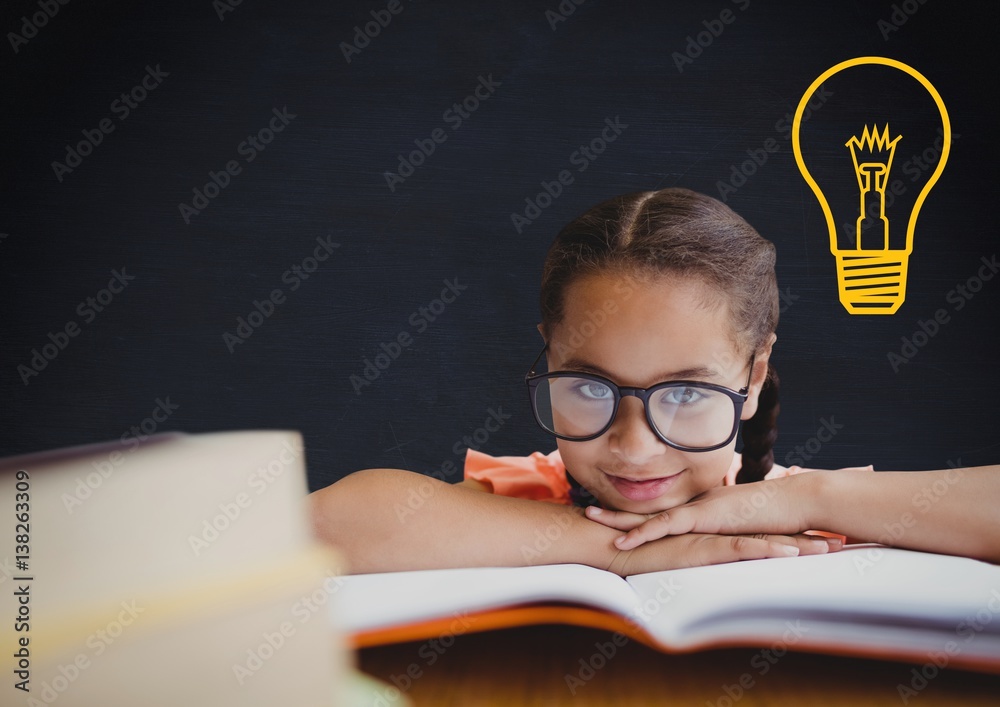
left=358, top=623, right=1000, bottom=706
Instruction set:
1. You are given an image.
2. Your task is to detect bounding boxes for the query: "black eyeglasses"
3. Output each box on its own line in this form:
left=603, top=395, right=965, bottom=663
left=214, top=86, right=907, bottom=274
left=525, top=345, right=754, bottom=452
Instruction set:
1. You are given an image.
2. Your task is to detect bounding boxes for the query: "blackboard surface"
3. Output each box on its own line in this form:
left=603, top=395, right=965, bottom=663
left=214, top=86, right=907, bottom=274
left=3, top=0, right=997, bottom=490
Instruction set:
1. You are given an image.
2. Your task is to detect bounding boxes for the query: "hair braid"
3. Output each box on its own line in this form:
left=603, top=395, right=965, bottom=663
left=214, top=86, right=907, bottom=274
left=735, top=363, right=780, bottom=483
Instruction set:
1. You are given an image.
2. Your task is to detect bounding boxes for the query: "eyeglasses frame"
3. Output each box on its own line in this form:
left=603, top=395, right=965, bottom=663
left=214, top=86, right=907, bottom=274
left=524, top=344, right=756, bottom=453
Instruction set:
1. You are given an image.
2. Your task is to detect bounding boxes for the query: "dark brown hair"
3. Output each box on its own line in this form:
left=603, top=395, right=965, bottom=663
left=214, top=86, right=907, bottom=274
left=539, top=187, right=779, bottom=483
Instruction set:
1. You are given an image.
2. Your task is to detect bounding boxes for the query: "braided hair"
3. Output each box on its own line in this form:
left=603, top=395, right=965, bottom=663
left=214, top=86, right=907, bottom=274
left=734, top=364, right=780, bottom=483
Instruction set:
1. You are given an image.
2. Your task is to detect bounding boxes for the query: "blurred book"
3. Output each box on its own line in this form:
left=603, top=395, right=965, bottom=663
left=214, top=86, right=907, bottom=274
left=1, top=430, right=352, bottom=706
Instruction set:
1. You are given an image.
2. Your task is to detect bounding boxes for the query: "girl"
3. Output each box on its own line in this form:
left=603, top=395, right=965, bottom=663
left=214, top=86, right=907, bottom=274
left=309, top=188, right=1000, bottom=575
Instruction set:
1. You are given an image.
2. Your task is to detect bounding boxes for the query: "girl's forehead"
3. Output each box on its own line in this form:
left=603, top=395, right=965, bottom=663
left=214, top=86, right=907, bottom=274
left=553, top=273, right=744, bottom=384
left=563, top=271, right=724, bottom=326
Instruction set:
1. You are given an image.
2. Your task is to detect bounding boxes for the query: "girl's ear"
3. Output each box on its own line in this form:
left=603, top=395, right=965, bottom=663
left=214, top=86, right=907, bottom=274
left=536, top=322, right=545, bottom=340
left=740, top=333, right=777, bottom=421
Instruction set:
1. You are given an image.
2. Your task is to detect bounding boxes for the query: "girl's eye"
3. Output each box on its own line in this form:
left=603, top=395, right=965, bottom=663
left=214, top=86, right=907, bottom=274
left=660, top=386, right=703, bottom=405
left=573, top=380, right=613, bottom=400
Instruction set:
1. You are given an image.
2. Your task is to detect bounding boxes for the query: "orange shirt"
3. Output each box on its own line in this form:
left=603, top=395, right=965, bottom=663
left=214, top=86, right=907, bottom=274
left=463, top=448, right=805, bottom=506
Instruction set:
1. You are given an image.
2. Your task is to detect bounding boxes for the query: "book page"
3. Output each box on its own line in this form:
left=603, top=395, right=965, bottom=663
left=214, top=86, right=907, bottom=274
left=336, top=563, right=639, bottom=634
left=625, top=546, right=1000, bottom=652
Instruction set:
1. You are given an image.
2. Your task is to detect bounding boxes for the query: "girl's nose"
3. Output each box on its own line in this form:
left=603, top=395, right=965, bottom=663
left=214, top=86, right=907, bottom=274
left=607, top=397, right=667, bottom=465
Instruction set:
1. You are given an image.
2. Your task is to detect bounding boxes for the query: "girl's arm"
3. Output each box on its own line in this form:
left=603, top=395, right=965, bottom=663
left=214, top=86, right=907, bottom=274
left=307, top=468, right=837, bottom=575
left=591, top=464, right=1000, bottom=563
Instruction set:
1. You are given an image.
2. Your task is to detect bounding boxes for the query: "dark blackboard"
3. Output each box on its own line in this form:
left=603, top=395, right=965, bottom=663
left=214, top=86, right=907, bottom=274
left=2, top=0, right=998, bottom=490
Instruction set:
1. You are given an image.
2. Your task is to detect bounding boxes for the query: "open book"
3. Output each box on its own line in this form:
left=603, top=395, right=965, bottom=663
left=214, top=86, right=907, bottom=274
left=336, top=546, right=1000, bottom=673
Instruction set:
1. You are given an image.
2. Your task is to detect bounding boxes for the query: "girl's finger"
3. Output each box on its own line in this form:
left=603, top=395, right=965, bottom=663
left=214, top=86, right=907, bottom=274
left=766, top=533, right=843, bottom=555
left=614, top=508, right=699, bottom=550
left=689, top=535, right=801, bottom=567
left=583, top=506, right=650, bottom=531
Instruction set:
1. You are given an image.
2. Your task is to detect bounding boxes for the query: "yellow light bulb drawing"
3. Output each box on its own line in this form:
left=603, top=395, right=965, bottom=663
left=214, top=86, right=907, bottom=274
left=792, top=57, right=951, bottom=315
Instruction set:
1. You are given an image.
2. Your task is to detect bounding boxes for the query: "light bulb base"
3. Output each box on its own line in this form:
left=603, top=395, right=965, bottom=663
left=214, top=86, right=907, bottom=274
left=834, top=250, right=910, bottom=314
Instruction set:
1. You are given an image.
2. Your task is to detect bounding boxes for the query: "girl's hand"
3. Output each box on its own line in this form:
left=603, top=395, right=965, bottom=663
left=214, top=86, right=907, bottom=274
left=588, top=467, right=869, bottom=550
left=605, top=530, right=842, bottom=576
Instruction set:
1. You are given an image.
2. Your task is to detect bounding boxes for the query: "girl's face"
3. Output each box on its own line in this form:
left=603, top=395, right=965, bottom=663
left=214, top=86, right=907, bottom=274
left=544, top=272, right=773, bottom=514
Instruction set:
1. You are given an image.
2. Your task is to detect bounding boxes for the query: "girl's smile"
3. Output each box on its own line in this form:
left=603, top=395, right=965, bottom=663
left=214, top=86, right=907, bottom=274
left=602, top=468, right=686, bottom=502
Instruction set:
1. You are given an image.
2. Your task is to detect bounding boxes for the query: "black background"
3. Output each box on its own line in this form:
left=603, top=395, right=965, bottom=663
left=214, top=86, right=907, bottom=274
left=2, top=0, right=997, bottom=491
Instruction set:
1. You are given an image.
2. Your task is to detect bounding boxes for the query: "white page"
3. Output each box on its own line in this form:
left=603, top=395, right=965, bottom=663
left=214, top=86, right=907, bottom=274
left=625, top=546, right=1000, bottom=649
left=334, top=563, right=640, bottom=634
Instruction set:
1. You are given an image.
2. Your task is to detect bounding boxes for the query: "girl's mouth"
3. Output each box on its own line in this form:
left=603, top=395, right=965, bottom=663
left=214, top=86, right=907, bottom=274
left=604, top=470, right=683, bottom=502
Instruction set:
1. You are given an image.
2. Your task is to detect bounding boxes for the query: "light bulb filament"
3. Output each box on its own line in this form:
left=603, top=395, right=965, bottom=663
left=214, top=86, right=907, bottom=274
left=847, top=124, right=901, bottom=250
